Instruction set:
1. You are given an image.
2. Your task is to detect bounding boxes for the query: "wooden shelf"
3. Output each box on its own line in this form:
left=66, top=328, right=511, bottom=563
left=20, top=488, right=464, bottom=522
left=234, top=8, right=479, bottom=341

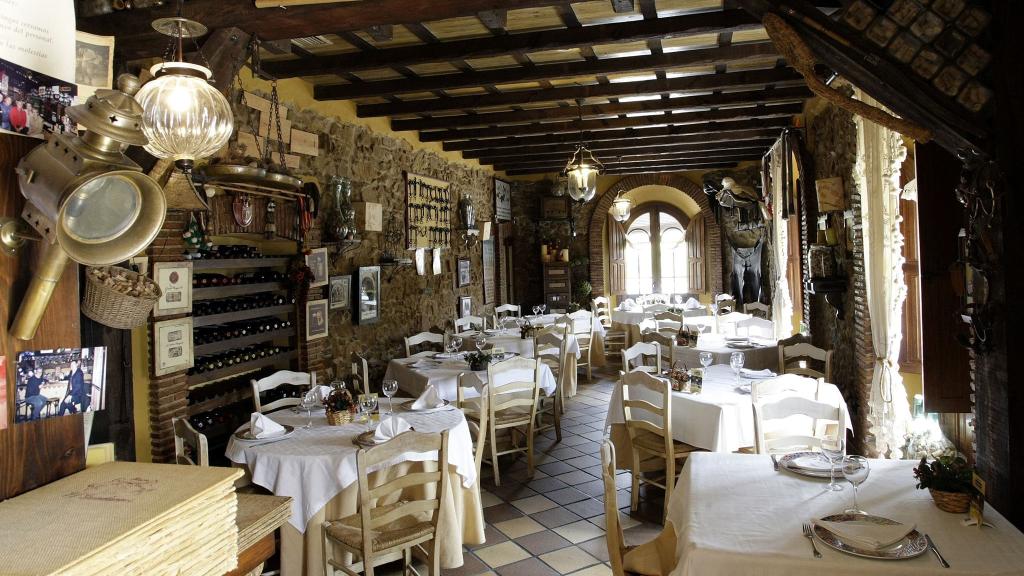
left=191, top=257, right=291, bottom=270
left=194, top=328, right=294, bottom=356
left=187, top=387, right=253, bottom=416
left=192, top=304, right=294, bottom=328
left=187, top=350, right=297, bottom=386
left=193, top=282, right=285, bottom=300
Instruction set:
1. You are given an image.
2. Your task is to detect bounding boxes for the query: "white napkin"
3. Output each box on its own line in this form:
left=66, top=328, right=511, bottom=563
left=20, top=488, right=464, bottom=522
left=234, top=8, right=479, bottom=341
left=683, top=297, right=702, bottom=310
left=814, top=518, right=916, bottom=550
left=411, top=384, right=445, bottom=410
left=734, top=384, right=751, bottom=395
left=250, top=413, right=286, bottom=439
left=304, top=385, right=333, bottom=404
left=741, top=368, right=776, bottom=379
left=373, top=416, right=413, bottom=443
left=412, top=359, right=439, bottom=369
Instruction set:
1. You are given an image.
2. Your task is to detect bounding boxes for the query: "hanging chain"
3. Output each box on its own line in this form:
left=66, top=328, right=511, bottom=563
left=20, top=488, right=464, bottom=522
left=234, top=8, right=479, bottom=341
left=270, top=80, right=287, bottom=168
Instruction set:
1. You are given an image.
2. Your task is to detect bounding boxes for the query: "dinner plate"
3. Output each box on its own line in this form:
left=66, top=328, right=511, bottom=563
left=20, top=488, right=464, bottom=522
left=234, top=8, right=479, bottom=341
left=353, top=430, right=385, bottom=448
left=726, top=342, right=757, bottom=350
left=433, top=352, right=466, bottom=360
left=234, top=424, right=295, bottom=442
left=812, top=514, right=928, bottom=560
left=778, top=451, right=834, bottom=478
left=400, top=398, right=452, bottom=412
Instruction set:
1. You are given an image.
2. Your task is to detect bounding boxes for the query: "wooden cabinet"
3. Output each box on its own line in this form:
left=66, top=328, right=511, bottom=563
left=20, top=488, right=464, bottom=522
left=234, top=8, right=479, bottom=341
left=543, top=262, right=572, bottom=312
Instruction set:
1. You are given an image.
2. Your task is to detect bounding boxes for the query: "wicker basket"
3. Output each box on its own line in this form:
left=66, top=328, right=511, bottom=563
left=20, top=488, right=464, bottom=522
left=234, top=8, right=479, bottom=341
left=81, top=266, right=162, bottom=330
left=326, top=409, right=355, bottom=426
left=929, top=488, right=972, bottom=513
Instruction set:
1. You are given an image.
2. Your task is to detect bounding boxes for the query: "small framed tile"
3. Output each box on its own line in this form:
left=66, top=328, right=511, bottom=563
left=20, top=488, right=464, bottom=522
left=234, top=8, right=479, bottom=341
left=888, top=0, right=924, bottom=26
left=957, top=81, right=993, bottom=113
left=956, top=6, right=990, bottom=37
left=888, top=32, right=923, bottom=63
left=931, top=0, right=965, bottom=20
left=866, top=16, right=900, bottom=47
left=911, top=48, right=944, bottom=79
left=933, top=65, right=968, bottom=97
left=843, top=0, right=877, bottom=30
left=933, top=28, right=967, bottom=58
left=957, top=44, right=991, bottom=76
left=910, top=10, right=945, bottom=43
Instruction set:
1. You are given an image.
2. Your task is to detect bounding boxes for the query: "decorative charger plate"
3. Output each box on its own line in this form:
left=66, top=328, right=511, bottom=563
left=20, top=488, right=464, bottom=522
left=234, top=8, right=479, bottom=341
left=400, top=398, right=452, bottom=412
left=812, top=514, right=928, bottom=560
left=234, top=424, right=295, bottom=442
left=726, top=342, right=758, bottom=349
left=778, top=451, right=834, bottom=478
left=353, top=430, right=382, bottom=448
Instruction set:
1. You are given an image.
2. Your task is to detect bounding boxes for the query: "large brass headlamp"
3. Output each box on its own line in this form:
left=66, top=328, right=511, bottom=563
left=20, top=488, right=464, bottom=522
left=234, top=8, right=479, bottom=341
left=6, top=74, right=166, bottom=340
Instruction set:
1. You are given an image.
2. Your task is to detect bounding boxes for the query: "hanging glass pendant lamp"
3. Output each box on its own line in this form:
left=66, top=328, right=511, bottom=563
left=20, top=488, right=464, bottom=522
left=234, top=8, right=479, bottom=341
left=562, top=100, right=604, bottom=203
left=134, top=7, right=233, bottom=173
left=610, top=193, right=633, bottom=222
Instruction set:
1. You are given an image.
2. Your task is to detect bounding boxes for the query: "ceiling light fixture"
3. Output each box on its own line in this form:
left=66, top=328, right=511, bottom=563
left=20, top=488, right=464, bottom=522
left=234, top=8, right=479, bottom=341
left=611, top=194, right=633, bottom=223
left=563, top=100, right=603, bottom=203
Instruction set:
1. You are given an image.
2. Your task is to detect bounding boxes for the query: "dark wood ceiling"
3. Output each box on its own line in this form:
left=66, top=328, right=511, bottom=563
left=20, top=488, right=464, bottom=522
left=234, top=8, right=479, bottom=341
left=81, top=0, right=813, bottom=176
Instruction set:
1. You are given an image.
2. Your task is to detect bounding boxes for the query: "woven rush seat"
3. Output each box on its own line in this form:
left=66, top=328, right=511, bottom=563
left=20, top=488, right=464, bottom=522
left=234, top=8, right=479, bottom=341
left=325, top=502, right=435, bottom=552
left=632, top=429, right=699, bottom=457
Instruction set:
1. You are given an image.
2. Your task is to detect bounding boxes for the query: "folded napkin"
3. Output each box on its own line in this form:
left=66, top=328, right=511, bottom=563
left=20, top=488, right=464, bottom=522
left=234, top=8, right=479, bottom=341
left=734, top=384, right=751, bottom=395
left=741, top=368, right=776, bottom=379
left=304, top=385, right=333, bottom=404
left=411, top=359, right=440, bottom=369
left=683, top=297, right=702, bottom=310
left=814, top=518, right=916, bottom=550
left=373, top=416, right=413, bottom=443
left=411, top=384, right=445, bottom=410
left=250, top=413, right=286, bottom=439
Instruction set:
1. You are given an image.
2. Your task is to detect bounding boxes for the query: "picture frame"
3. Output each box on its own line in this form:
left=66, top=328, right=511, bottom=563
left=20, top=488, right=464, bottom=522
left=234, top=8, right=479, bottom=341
left=14, top=348, right=108, bottom=423
left=456, top=257, right=471, bottom=288
left=494, top=178, right=511, bottom=222
left=541, top=196, right=571, bottom=220
left=152, top=261, right=192, bottom=317
left=459, top=296, right=472, bottom=319
left=305, top=299, right=329, bottom=340
left=354, top=266, right=381, bottom=325
left=154, top=317, right=193, bottom=376
left=305, top=248, right=329, bottom=288
left=329, top=275, right=351, bottom=311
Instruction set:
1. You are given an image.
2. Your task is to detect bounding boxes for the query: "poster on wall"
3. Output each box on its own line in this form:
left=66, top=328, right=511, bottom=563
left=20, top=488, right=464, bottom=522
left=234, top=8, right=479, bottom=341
left=0, top=0, right=77, bottom=138
left=494, top=178, right=511, bottom=222
left=14, top=347, right=107, bottom=424
left=74, top=31, right=113, bottom=103
left=0, top=356, right=7, bottom=431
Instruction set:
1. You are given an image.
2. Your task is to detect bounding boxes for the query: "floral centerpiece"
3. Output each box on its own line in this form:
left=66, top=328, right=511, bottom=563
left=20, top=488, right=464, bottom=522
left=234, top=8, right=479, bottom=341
left=913, top=454, right=977, bottom=513
left=465, top=351, right=493, bottom=372
left=665, top=362, right=690, bottom=392
left=324, top=383, right=357, bottom=425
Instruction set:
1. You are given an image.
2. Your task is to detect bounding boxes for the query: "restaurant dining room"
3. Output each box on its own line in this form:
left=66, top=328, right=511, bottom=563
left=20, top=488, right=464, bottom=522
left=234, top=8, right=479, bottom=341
left=1, top=0, right=1023, bottom=575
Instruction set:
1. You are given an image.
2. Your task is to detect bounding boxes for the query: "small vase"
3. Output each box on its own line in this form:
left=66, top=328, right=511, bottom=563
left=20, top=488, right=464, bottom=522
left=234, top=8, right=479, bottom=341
left=929, top=488, right=972, bottom=513
left=469, top=361, right=487, bottom=371
left=326, top=409, right=354, bottom=426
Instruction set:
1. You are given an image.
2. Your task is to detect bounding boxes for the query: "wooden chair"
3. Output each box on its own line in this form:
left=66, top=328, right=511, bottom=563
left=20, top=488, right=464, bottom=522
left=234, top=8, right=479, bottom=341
left=322, top=430, right=449, bottom=576
left=533, top=329, right=567, bottom=439
left=744, top=301, right=772, bottom=319
left=455, top=315, right=485, bottom=332
left=593, top=296, right=628, bottom=359
left=456, top=376, right=489, bottom=481
left=602, top=441, right=675, bottom=576
left=404, top=331, right=445, bottom=358
left=777, top=334, right=833, bottom=381
left=641, top=332, right=674, bottom=367
left=621, top=371, right=700, bottom=520
left=753, top=395, right=846, bottom=454
left=173, top=417, right=208, bottom=466
left=480, top=357, right=542, bottom=486
left=568, top=309, right=595, bottom=383
left=681, top=307, right=708, bottom=318
left=351, top=352, right=371, bottom=396
left=735, top=316, right=774, bottom=339
left=251, top=370, right=311, bottom=414
left=621, top=342, right=662, bottom=374
left=494, top=303, right=521, bottom=318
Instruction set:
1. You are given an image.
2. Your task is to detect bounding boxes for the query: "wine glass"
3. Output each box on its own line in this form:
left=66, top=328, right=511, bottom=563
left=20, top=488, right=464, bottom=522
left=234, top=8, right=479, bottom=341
left=710, top=303, right=719, bottom=316
left=532, top=305, right=540, bottom=316
left=729, top=351, right=745, bottom=384
left=360, top=396, right=378, bottom=427
left=475, top=335, right=488, bottom=353
left=298, top=393, right=315, bottom=429
left=674, top=295, right=683, bottom=307
left=382, top=379, right=398, bottom=415
left=821, top=436, right=845, bottom=492
left=699, top=351, right=714, bottom=370
left=449, top=336, right=463, bottom=355
left=842, top=456, right=870, bottom=513
left=539, top=303, right=547, bottom=315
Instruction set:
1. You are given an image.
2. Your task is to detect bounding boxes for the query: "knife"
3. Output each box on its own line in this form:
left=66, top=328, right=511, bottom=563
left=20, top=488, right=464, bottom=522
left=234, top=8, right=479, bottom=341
left=926, top=534, right=950, bottom=568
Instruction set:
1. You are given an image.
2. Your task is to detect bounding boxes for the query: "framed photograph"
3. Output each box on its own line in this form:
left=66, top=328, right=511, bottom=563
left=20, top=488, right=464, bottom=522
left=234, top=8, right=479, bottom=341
left=153, top=317, right=194, bottom=377
left=458, top=296, right=472, bottom=319
left=494, top=178, right=512, bottom=222
left=14, top=347, right=107, bottom=423
left=306, top=248, right=329, bottom=288
left=456, top=257, right=471, bottom=288
left=329, top=275, right=351, bottom=310
left=541, top=196, right=571, bottom=220
left=152, top=261, right=192, bottom=317
left=355, top=266, right=381, bottom=325
left=305, top=299, right=329, bottom=340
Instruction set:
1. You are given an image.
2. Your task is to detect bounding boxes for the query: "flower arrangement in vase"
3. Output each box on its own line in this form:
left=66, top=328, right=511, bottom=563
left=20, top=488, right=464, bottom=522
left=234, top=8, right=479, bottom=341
left=465, top=351, right=493, bottom=372
left=913, top=454, right=977, bottom=513
left=324, top=383, right=357, bottom=425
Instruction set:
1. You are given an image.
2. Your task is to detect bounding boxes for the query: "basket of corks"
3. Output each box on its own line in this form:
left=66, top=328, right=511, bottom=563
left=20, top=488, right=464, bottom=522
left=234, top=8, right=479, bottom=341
left=81, top=266, right=162, bottom=329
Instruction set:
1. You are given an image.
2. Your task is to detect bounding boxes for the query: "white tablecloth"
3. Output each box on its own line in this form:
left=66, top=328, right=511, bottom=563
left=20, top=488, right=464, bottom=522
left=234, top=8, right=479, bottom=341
left=667, top=453, right=1024, bottom=576
left=456, top=329, right=582, bottom=359
left=672, top=336, right=778, bottom=371
left=384, top=357, right=558, bottom=401
left=681, top=312, right=752, bottom=332
left=611, top=308, right=652, bottom=326
left=606, top=365, right=851, bottom=456
left=523, top=313, right=606, bottom=338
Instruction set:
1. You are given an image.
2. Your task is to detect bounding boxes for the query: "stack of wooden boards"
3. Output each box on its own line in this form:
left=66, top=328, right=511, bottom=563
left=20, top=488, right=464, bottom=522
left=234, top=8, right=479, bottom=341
left=0, top=462, right=241, bottom=575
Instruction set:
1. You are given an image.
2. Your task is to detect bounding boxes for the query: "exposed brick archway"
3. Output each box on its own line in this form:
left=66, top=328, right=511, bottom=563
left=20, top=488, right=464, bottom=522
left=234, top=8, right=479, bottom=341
left=588, top=174, right=723, bottom=297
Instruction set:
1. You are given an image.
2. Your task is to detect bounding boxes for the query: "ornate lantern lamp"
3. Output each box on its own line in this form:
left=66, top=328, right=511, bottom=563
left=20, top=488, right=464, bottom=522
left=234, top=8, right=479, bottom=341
left=563, top=144, right=603, bottom=203
left=610, top=194, right=633, bottom=223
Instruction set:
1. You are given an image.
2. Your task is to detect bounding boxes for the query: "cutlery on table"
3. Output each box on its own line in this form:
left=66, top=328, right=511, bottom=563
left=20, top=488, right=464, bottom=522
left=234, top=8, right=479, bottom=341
left=771, top=454, right=779, bottom=471
left=802, top=522, right=822, bottom=559
left=926, top=534, right=950, bottom=568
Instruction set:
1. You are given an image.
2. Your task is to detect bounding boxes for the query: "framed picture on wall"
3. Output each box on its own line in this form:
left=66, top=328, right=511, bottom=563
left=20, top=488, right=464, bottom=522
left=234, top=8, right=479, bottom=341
left=305, top=248, right=329, bottom=288
left=494, top=178, right=511, bottom=222
left=354, top=266, right=381, bottom=325
left=541, top=196, right=571, bottom=220
left=154, top=317, right=194, bottom=376
left=456, top=257, right=471, bottom=287
left=329, top=275, right=351, bottom=310
left=152, top=261, right=192, bottom=317
left=458, top=296, right=472, bottom=319
left=305, top=299, right=329, bottom=340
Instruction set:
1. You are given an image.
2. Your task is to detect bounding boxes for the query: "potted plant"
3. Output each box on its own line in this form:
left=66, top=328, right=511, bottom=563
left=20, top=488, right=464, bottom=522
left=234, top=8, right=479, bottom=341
left=465, top=351, right=493, bottom=372
left=913, top=454, right=977, bottom=513
left=324, top=383, right=357, bottom=425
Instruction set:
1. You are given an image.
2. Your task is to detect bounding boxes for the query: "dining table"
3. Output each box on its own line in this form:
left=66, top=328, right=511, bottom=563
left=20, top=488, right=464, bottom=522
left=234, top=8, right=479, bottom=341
left=671, top=335, right=778, bottom=372
left=225, top=404, right=484, bottom=576
left=605, top=365, right=852, bottom=465
left=456, top=327, right=582, bottom=396
left=611, top=308, right=753, bottom=345
left=521, top=313, right=607, bottom=367
left=666, top=452, right=1024, bottom=575
left=384, top=354, right=559, bottom=401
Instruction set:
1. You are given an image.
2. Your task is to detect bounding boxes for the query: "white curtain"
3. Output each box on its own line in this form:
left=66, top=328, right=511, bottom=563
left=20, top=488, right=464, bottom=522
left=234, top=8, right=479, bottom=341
left=855, top=90, right=913, bottom=458
left=768, top=140, right=794, bottom=339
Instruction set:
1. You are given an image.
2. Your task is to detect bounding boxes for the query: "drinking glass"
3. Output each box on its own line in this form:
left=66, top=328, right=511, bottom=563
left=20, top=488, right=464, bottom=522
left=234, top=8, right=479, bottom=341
left=674, top=295, right=683, bottom=306
left=821, top=436, right=845, bottom=492
left=710, top=303, right=719, bottom=316
left=449, top=336, right=463, bottom=355
left=382, top=379, right=398, bottom=415
left=360, top=396, right=378, bottom=427
left=842, top=456, right=870, bottom=513
left=699, top=351, right=714, bottom=370
left=475, top=336, right=488, bottom=353
left=532, top=305, right=540, bottom=316
left=729, top=351, right=745, bottom=384
left=539, top=304, right=547, bottom=314
left=298, top=394, right=315, bottom=429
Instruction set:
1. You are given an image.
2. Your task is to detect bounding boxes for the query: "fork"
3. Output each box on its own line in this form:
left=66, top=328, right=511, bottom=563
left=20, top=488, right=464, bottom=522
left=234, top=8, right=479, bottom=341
left=802, top=522, right=822, bottom=558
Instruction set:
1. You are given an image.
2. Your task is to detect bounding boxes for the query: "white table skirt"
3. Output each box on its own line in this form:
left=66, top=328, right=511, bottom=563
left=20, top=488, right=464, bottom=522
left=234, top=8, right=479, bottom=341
left=672, top=336, right=778, bottom=371
left=456, top=329, right=582, bottom=359
left=384, top=357, right=558, bottom=401
left=605, top=365, right=851, bottom=455
left=667, top=453, right=1024, bottom=576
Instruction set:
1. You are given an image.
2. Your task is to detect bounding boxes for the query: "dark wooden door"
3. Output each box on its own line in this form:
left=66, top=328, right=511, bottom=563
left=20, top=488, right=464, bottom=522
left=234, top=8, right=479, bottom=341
left=899, top=196, right=923, bottom=374
left=607, top=213, right=626, bottom=296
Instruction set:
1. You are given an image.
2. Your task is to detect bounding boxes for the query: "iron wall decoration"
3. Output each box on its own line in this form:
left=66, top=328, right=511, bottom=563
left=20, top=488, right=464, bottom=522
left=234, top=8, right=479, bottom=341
left=404, top=172, right=451, bottom=249
left=354, top=266, right=381, bottom=325
left=494, top=178, right=512, bottom=222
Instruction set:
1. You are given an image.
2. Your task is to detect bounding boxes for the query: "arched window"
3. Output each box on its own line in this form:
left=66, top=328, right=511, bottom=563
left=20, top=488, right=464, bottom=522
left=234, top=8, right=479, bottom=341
left=623, top=204, right=690, bottom=296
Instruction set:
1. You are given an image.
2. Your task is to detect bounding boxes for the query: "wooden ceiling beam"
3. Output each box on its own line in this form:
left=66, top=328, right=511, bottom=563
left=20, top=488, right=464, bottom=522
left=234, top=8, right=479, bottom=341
left=262, top=9, right=758, bottom=78
left=489, top=147, right=768, bottom=168
left=493, top=152, right=763, bottom=172
left=505, top=160, right=741, bottom=176
left=444, top=117, right=791, bottom=151
left=461, top=128, right=782, bottom=158
left=314, top=42, right=777, bottom=100
left=421, top=102, right=800, bottom=141
left=391, top=85, right=810, bottom=131
left=358, top=67, right=801, bottom=117
left=475, top=139, right=776, bottom=164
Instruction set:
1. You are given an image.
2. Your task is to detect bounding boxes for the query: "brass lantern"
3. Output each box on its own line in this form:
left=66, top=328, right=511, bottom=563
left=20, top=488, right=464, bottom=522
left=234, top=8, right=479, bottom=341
left=564, top=144, right=603, bottom=203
